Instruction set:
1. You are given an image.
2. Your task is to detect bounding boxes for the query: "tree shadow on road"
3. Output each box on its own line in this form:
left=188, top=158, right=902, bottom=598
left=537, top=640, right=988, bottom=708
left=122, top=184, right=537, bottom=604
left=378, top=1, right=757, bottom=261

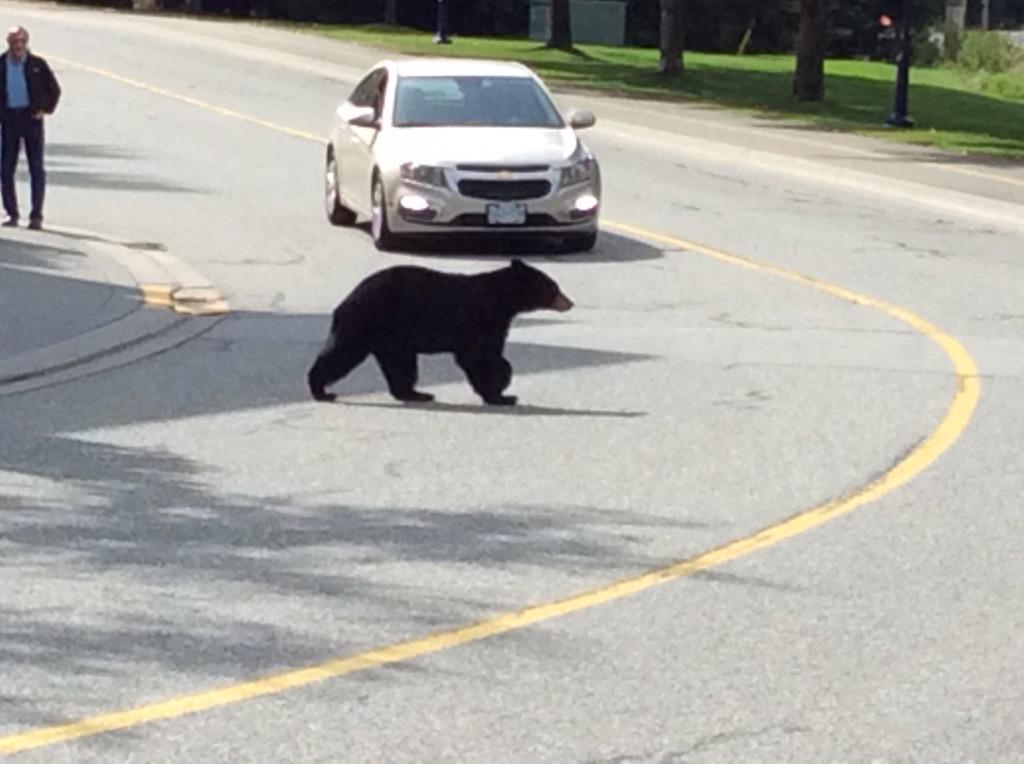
left=0, top=428, right=710, bottom=732
left=0, top=236, right=142, bottom=363
left=0, top=232, right=88, bottom=271
left=0, top=231, right=675, bottom=738
left=40, top=141, right=210, bottom=194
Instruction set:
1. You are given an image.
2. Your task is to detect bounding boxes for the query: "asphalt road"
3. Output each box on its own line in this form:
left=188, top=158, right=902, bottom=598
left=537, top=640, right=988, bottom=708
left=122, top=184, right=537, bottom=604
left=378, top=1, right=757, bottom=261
left=1, top=4, right=1023, bottom=761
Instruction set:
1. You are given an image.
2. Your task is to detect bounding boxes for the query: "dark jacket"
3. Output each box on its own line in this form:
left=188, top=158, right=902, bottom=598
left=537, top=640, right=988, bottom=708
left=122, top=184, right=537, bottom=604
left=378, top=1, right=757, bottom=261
left=0, top=52, right=61, bottom=121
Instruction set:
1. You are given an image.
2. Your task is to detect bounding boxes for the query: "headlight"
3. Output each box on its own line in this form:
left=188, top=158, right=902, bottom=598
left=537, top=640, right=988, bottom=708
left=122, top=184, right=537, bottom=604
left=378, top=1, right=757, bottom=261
left=400, top=162, right=447, bottom=188
left=559, top=142, right=595, bottom=189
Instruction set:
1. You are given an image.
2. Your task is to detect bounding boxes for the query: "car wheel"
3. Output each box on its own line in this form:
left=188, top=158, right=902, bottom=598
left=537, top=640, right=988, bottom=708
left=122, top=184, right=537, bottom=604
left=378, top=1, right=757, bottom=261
left=371, top=174, right=399, bottom=251
left=559, top=230, right=598, bottom=253
left=325, top=153, right=357, bottom=226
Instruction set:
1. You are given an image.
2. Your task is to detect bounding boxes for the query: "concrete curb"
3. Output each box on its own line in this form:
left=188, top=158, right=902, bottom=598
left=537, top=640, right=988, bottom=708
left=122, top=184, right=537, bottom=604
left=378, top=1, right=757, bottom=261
left=0, top=225, right=228, bottom=394
left=72, top=230, right=231, bottom=316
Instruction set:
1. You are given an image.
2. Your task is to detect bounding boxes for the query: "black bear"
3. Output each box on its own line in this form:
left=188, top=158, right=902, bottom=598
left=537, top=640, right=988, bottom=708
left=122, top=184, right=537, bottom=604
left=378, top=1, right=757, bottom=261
left=308, top=259, right=573, bottom=406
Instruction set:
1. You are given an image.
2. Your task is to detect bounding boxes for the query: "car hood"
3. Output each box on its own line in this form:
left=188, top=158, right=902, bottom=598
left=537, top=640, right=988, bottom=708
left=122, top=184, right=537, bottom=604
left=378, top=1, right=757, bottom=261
left=378, top=126, right=580, bottom=167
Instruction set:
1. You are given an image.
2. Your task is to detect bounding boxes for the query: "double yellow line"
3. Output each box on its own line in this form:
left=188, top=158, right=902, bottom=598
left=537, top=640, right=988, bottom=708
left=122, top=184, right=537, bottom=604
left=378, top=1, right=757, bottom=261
left=0, top=56, right=982, bottom=757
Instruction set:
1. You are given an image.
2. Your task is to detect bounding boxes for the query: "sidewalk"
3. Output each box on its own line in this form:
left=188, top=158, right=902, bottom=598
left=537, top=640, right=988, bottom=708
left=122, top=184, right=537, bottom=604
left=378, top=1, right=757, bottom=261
left=578, top=90, right=1024, bottom=231
left=0, top=225, right=226, bottom=395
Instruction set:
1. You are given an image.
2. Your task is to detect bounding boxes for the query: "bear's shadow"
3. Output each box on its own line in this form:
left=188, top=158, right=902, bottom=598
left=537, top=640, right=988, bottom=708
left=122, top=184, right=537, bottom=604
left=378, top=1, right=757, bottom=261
left=307, top=337, right=653, bottom=419
left=342, top=400, right=646, bottom=418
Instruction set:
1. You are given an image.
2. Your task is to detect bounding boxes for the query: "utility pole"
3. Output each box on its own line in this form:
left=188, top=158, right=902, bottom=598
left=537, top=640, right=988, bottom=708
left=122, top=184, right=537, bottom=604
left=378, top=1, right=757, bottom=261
left=434, top=0, right=452, bottom=44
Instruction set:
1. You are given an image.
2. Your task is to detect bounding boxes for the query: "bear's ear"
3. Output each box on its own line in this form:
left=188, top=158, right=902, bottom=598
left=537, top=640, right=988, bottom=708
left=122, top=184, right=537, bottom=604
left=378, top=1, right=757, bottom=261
left=510, top=258, right=526, bottom=270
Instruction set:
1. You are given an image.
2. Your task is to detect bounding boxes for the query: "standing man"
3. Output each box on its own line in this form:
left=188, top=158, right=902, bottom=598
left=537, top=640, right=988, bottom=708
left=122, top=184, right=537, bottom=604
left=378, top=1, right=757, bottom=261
left=1, top=26, right=61, bottom=230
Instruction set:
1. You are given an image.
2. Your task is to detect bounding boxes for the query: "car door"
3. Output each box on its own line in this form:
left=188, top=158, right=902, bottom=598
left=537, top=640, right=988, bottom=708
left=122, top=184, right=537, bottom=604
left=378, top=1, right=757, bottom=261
left=337, top=68, right=387, bottom=214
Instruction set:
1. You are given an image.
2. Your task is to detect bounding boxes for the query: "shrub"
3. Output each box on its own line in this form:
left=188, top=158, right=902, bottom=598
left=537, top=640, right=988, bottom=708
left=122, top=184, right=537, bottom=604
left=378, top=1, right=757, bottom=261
left=957, top=30, right=1019, bottom=73
left=981, top=68, right=1024, bottom=100
left=913, top=30, right=942, bottom=67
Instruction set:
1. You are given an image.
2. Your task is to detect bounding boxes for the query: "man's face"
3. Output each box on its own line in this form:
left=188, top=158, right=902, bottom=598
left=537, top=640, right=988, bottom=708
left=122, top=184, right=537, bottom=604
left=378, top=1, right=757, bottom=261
left=7, top=31, right=28, bottom=60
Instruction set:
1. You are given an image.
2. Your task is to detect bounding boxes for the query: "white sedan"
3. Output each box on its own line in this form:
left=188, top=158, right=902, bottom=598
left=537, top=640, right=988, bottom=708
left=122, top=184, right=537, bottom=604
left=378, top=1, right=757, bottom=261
left=325, top=58, right=602, bottom=252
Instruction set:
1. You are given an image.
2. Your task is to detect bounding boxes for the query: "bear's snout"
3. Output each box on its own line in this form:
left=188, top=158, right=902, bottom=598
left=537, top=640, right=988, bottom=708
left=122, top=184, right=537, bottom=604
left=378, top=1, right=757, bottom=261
left=551, top=292, right=573, bottom=312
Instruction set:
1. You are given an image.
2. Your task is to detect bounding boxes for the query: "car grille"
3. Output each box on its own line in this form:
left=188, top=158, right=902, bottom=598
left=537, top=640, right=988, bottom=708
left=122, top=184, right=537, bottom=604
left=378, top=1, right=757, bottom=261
left=457, top=180, right=552, bottom=201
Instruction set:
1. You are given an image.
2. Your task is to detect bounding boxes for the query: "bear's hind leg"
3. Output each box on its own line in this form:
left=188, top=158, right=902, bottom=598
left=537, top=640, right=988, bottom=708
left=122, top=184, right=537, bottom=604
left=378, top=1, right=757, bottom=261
left=375, top=350, right=434, bottom=403
left=308, top=340, right=369, bottom=402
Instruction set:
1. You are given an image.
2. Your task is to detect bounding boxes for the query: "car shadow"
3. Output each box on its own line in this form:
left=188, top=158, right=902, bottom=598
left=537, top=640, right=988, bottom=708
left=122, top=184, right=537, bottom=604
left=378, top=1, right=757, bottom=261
left=353, top=224, right=664, bottom=263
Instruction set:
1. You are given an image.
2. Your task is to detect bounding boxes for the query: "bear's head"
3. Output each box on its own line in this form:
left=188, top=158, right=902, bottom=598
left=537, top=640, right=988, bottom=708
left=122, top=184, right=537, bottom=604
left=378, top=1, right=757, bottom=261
left=506, top=259, right=573, bottom=314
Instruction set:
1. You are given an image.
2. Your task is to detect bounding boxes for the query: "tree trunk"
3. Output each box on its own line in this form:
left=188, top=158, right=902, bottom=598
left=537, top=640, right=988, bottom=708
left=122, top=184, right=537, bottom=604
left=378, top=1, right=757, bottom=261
left=944, top=0, right=967, bottom=59
left=658, top=0, right=685, bottom=75
left=132, top=0, right=160, bottom=9
left=547, top=0, right=573, bottom=50
left=793, top=0, right=828, bottom=102
left=737, top=17, right=756, bottom=55
left=384, top=0, right=397, bottom=25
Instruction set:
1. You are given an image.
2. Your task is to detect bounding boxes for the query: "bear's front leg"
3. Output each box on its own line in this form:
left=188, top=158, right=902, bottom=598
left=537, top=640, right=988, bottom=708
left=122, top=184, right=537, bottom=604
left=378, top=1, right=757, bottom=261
left=457, top=353, right=517, bottom=406
left=375, top=349, right=435, bottom=403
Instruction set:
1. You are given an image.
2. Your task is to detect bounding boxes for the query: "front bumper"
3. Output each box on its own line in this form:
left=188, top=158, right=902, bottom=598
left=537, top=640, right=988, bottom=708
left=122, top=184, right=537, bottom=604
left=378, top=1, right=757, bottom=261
left=384, top=165, right=601, bottom=235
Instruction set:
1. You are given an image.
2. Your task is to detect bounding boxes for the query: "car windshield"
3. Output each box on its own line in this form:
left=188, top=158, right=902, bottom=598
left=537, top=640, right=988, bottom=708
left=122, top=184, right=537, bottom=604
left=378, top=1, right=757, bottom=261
left=393, top=76, right=564, bottom=128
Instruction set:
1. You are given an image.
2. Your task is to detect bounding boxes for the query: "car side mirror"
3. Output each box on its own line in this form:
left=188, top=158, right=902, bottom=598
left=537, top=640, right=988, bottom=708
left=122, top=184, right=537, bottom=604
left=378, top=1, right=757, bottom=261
left=567, top=109, right=596, bottom=130
left=347, top=106, right=380, bottom=129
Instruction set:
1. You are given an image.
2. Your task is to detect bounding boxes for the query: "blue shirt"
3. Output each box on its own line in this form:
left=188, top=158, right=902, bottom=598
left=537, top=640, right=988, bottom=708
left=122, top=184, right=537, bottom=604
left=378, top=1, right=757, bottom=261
left=6, top=56, right=30, bottom=109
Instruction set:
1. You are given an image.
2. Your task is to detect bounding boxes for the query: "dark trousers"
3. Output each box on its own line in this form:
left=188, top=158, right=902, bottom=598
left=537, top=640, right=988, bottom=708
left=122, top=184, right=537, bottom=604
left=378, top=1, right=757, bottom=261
left=1, top=109, right=46, bottom=222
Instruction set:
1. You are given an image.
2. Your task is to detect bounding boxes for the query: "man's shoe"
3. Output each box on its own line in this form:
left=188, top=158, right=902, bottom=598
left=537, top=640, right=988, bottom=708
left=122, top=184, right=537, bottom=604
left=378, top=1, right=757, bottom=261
left=1, top=218, right=18, bottom=228
left=28, top=218, right=42, bottom=231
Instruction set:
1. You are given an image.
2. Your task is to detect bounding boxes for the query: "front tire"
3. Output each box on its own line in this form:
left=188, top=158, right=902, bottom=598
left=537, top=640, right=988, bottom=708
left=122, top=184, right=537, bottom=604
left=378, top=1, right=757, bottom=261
left=371, top=174, right=400, bottom=251
left=325, top=152, right=357, bottom=226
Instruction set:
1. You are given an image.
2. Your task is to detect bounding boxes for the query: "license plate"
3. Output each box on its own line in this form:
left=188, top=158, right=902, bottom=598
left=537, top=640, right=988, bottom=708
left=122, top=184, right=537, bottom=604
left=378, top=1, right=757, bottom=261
left=486, top=202, right=527, bottom=225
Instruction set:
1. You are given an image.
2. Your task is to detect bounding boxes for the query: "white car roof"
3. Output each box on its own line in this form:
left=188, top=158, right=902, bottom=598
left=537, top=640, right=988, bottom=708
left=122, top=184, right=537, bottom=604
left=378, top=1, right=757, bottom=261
left=390, top=58, right=536, bottom=79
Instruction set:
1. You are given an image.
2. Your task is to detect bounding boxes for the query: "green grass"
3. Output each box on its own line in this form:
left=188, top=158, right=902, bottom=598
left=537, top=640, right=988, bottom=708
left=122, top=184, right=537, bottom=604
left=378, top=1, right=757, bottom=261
left=306, top=23, right=1024, bottom=159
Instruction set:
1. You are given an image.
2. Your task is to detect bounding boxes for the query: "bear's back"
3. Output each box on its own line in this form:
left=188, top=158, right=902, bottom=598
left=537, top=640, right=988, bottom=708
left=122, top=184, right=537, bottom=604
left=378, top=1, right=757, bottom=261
left=337, top=266, right=504, bottom=352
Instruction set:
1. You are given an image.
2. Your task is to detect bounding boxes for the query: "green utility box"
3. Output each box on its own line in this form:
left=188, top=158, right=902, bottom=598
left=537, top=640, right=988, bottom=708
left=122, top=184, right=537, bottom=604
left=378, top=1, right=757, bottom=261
left=529, top=0, right=627, bottom=47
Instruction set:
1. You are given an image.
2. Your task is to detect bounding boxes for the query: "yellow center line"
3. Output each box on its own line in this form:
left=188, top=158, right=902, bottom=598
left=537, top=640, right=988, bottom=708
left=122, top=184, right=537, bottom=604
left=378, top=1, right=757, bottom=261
left=0, top=57, right=982, bottom=757
left=47, top=56, right=324, bottom=143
